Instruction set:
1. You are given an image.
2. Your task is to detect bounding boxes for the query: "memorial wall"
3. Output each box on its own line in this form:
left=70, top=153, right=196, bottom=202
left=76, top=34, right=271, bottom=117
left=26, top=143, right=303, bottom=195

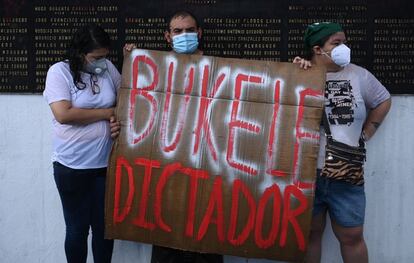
left=0, top=0, right=412, bottom=93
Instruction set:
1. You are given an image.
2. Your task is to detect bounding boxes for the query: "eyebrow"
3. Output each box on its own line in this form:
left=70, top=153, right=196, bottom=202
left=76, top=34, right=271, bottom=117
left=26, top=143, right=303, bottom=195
left=330, top=37, right=345, bottom=43
left=91, top=54, right=107, bottom=59
left=172, top=26, right=196, bottom=30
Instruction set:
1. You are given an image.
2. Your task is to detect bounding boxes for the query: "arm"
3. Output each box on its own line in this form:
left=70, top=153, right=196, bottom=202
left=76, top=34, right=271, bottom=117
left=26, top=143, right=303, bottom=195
left=107, top=43, right=136, bottom=138
left=362, top=98, right=391, bottom=141
left=50, top=100, right=114, bottom=125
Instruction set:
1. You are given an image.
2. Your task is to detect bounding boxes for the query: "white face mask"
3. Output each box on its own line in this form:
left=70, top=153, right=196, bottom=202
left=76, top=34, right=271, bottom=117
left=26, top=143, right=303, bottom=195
left=322, top=44, right=351, bottom=67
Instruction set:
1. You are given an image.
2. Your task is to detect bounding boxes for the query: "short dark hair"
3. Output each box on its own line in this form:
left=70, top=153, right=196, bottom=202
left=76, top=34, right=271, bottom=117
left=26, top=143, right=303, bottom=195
left=65, top=24, right=111, bottom=90
left=167, top=10, right=200, bottom=31
left=303, top=34, right=331, bottom=60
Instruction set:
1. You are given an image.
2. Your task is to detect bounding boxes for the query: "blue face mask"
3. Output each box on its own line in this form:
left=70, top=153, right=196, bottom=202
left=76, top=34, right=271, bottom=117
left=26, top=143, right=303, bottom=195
left=84, top=58, right=108, bottom=75
left=172, top=32, right=199, bottom=54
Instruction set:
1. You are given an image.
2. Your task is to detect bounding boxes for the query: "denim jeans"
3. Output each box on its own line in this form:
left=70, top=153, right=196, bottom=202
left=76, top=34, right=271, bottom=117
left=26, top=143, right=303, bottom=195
left=53, top=162, right=113, bottom=263
left=313, top=170, right=366, bottom=227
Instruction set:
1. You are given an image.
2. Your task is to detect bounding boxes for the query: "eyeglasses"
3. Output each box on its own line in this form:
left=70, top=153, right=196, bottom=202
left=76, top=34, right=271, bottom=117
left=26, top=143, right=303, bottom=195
left=90, top=74, right=100, bottom=95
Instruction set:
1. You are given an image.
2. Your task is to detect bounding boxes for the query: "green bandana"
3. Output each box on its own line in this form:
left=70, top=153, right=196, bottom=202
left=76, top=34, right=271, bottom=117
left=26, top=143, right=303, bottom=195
left=304, top=22, right=343, bottom=48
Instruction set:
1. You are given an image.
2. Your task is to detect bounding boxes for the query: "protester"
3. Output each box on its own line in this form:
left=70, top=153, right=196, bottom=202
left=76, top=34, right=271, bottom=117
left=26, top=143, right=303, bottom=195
left=163, top=10, right=203, bottom=55
left=152, top=11, right=222, bottom=263
left=111, top=9, right=203, bottom=137
left=295, top=22, right=391, bottom=263
left=112, top=10, right=222, bottom=263
left=44, top=24, right=121, bottom=263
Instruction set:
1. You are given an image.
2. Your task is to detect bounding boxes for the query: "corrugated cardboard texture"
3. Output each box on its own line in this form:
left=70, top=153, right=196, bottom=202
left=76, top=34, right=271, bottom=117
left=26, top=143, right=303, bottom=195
left=105, top=49, right=326, bottom=261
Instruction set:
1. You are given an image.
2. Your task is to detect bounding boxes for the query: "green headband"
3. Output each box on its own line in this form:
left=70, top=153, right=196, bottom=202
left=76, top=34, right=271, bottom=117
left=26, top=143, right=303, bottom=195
left=304, top=22, right=343, bottom=48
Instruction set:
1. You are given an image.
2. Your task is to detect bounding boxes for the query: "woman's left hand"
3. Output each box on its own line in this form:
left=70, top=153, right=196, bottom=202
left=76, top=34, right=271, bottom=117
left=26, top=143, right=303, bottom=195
left=110, top=116, right=121, bottom=139
left=123, top=43, right=137, bottom=56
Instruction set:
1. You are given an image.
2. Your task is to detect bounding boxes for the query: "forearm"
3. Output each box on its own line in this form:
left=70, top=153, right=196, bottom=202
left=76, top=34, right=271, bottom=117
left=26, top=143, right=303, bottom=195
left=59, top=107, right=113, bottom=125
left=362, top=98, right=391, bottom=140
left=50, top=100, right=114, bottom=125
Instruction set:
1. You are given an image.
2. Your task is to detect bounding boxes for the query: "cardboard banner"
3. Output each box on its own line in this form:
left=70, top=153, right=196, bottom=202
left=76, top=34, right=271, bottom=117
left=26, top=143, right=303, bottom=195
left=105, top=49, right=325, bottom=261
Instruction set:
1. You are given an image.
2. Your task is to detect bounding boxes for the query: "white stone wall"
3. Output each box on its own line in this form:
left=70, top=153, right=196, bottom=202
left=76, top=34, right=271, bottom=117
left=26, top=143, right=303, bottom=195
left=0, top=95, right=412, bottom=263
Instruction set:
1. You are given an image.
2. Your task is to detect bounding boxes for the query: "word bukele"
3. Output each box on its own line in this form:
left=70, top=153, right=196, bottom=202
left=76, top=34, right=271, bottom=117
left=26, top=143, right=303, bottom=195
left=105, top=49, right=325, bottom=261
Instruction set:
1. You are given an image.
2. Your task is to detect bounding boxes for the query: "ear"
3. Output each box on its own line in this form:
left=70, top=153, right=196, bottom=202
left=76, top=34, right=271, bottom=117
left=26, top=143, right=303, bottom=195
left=197, top=28, right=202, bottom=39
left=164, top=31, right=172, bottom=44
left=313, top=46, right=323, bottom=55
left=80, top=53, right=87, bottom=64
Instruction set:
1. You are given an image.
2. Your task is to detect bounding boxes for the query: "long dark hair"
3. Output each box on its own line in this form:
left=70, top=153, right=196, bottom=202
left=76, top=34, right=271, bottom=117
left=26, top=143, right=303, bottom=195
left=64, top=24, right=111, bottom=90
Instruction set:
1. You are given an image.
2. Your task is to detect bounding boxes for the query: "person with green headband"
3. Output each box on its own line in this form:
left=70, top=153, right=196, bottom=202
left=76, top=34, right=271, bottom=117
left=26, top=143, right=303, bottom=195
left=295, top=22, right=391, bottom=263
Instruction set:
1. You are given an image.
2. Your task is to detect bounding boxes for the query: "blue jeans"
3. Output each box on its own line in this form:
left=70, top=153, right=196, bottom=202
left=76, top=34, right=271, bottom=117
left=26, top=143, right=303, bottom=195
left=313, top=170, right=366, bottom=227
left=53, top=162, right=113, bottom=263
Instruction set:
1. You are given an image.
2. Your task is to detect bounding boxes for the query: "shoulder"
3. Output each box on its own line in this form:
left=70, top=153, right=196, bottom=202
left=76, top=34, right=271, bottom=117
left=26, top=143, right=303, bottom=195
left=45, top=61, right=75, bottom=92
left=346, top=63, right=368, bottom=74
left=105, top=59, right=121, bottom=88
left=49, top=60, right=69, bottom=70
left=343, top=63, right=376, bottom=83
left=347, top=64, right=390, bottom=106
left=48, top=61, right=71, bottom=75
left=105, top=59, right=121, bottom=78
left=105, top=59, right=119, bottom=72
left=44, top=61, right=73, bottom=102
left=348, top=63, right=377, bottom=77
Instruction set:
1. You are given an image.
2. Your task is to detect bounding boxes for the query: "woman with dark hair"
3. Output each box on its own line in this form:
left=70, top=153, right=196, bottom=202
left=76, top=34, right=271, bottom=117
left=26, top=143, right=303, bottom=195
left=295, top=22, right=391, bottom=263
left=43, top=24, right=121, bottom=263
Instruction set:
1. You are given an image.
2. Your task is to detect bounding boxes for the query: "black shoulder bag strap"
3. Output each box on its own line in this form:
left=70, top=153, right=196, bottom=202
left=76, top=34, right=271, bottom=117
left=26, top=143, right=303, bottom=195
left=322, top=109, right=332, bottom=139
left=322, top=109, right=365, bottom=147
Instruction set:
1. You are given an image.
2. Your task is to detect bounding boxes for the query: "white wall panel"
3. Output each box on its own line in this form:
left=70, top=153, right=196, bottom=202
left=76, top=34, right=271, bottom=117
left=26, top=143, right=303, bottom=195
left=0, top=95, right=412, bottom=263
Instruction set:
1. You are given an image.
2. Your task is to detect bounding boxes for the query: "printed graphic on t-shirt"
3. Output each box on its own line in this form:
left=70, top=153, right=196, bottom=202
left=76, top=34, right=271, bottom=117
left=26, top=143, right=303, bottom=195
left=325, top=80, right=355, bottom=126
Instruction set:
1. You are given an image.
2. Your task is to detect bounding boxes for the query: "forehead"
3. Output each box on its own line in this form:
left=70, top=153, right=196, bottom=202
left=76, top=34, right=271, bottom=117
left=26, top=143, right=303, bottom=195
left=169, top=15, right=197, bottom=29
left=326, top=31, right=346, bottom=43
left=85, top=47, right=109, bottom=57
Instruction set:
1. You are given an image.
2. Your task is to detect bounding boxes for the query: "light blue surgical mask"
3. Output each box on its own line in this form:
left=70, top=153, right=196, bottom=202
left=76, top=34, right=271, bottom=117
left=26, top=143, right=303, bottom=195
left=172, top=32, right=199, bottom=54
left=84, top=58, right=108, bottom=75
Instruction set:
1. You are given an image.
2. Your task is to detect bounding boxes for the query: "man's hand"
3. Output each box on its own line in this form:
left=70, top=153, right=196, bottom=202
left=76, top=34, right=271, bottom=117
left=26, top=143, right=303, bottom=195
left=293, top=56, right=312, bottom=69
